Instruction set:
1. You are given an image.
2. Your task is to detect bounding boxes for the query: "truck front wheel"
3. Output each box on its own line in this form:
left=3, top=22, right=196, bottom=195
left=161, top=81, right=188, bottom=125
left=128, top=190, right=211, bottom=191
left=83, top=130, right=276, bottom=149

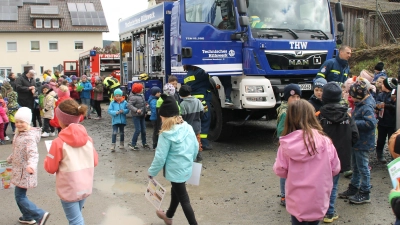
left=208, top=92, right=233, bottom=141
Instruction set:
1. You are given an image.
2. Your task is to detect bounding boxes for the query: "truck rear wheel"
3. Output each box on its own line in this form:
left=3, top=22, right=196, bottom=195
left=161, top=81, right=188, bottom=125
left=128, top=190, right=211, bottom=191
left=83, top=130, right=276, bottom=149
left=208, top=92, right=233, bottom=141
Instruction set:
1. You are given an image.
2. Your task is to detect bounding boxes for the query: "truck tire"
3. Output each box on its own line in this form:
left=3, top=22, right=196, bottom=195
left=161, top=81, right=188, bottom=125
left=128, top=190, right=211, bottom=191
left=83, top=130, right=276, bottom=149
left=208, top=92, right=233, bottom=141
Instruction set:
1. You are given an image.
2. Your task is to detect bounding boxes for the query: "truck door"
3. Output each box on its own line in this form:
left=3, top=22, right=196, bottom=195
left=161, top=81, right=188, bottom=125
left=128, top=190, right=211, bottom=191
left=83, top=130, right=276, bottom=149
left=180, top=0, right=243, bottom=76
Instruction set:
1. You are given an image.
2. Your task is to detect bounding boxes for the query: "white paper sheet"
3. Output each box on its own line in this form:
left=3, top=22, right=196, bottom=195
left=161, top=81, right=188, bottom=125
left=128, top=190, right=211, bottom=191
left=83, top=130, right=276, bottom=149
left=187, top=162, right=202, bottom=186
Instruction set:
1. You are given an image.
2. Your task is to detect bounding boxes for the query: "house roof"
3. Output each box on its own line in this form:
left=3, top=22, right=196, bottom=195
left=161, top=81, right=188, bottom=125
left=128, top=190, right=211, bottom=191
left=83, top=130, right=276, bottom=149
left=0, top=0, right=108, bottom=33
left=330, top=0, right=400, bottom=12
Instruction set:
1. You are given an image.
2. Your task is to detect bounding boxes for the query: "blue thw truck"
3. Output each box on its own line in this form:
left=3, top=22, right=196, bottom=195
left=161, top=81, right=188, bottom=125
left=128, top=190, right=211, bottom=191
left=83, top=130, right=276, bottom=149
left=118, top=0, right=344, bottom=141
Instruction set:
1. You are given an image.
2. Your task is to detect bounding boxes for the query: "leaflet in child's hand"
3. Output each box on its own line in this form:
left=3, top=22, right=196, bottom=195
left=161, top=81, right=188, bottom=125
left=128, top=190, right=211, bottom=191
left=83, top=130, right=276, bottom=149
left=0, top=160, right=14, bottom=189
left=387, top=157, right=400, bottom=189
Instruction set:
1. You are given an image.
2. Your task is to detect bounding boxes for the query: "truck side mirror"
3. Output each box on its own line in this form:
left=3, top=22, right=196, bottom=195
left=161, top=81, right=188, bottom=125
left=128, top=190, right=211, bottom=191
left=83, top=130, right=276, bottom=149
left=237, top=0, right=247, bottom=14
left=335, top=2, right=343, bottom=22
left=239, top=16, right=249, bottom=27
left=337, top=23, right=344, bottom=32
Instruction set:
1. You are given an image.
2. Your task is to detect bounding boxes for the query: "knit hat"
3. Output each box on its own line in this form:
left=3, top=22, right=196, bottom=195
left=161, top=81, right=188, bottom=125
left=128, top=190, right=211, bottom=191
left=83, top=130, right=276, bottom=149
left=55, top=107, right=80, bottom=126
left=114, top=88, right=123, bottom=96
left=344, top=77, right=356, bottom=92
left=178, top=85, right=192, bottom=97
left=159, top=94, right=179, bottom=117
left=283, top=84, right=301, bottom=101
left=81, top=75, right=88, bottom=80
left=163, top=83, right=176, bottom=96
left=374, top=62, right=384, bottom=71
left=42, top=84, right=50, bottom=90
left=131, top=83, right=143, bottom=93
left=359, top=69, right=373, bottom=83
left=57, top=86, right=70, bottom=98
left=313, top=78, right=327, bottom=89
left=45, top=76, right=52, bottom=82
left=383, top=77, right=398, bottom=91
left=71, top=75, right=78, bottom=81
left=35, top=78, right=40, bottom=82
left=322, top=82, right=342, bottom=103
left=15, top=107, right=32, bottom=124
left=150, top=86, right=161, bottom=96
left=349, top=77, right=369, bottom=100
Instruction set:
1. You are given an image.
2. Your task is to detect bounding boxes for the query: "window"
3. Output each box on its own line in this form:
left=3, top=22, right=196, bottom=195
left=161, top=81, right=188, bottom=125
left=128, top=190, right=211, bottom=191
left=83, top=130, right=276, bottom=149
left=74, top=41, right=83, bottom=50
left=44, top=19, right=51, bottom=28
left=0, top=68, right=12, bottom=79
left=52, top=19, right=59, bottom=28
left=49, top=41, right=58, bottom=51
left=31, top=41, right=40, bottom=51
left=40, top=66, right=44, bottom=74
left=7, top=42, right=17, bottom=51
left=36, top=19, right=42, bottom=28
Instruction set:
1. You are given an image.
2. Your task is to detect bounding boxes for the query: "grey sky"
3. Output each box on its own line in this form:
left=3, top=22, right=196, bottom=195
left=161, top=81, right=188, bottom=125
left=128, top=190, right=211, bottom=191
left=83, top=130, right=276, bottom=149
left=101, top=0, right=148, bottom=41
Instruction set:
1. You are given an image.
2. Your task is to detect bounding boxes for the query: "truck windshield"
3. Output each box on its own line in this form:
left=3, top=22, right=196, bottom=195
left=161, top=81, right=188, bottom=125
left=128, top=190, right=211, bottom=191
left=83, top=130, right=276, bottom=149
left=247, top=0, right=331, bottom=33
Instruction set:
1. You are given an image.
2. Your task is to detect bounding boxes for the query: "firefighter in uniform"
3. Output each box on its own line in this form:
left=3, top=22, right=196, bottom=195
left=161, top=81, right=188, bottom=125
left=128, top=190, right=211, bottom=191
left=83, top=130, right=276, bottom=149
left=316, top=45, right=351, bottom=85
left=103, top=74, right=121, bottom=101
left=184, top=66, right=213, bottom=150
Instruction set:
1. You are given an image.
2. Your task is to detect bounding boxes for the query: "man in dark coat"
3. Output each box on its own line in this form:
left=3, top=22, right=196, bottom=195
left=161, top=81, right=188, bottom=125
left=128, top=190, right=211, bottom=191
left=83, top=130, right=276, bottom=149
left=16, top=70, right=36, bottom=110
left=7, top=72, right=17, bottom=91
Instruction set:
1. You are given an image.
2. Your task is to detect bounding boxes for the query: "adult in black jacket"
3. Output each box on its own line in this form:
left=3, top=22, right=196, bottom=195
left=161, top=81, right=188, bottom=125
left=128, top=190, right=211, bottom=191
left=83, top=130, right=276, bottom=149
left=16, top=70, right=36, bottom=110
left=7, top=72, right=17, bottom=91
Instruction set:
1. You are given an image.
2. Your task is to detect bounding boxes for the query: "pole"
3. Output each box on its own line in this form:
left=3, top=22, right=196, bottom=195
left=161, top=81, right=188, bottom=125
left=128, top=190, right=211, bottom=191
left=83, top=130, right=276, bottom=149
left=397, top=64, right=400, bottom=130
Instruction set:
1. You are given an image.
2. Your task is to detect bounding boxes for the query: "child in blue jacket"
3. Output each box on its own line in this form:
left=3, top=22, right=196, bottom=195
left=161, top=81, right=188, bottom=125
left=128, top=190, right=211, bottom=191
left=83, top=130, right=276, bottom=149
left=148, top=86, right=161, bottom=150
left=107, top=89, right=130, bottom=152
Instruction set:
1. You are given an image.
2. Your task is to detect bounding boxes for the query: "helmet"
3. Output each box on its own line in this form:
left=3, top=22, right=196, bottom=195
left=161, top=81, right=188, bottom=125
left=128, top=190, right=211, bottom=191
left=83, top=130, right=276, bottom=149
left=139, top=73, right=149, bottom=81
left=250, top=16, right=261, bottom=28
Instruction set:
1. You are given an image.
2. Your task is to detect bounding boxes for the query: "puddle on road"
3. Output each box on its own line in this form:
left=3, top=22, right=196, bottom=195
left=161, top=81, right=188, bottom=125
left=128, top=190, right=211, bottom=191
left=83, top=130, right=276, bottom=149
left=101, top=205, right=144, bottom=225
left=94, top=176, right=146, bottom=195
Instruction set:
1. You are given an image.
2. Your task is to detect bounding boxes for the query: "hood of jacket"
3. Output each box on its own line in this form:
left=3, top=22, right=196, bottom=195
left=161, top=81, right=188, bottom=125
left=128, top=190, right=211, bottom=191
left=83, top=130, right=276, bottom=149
left=355, top=94, right=376, bottom=109
left=161, top=121, right=191, bottom=144
left=58, top=123, right=90, bottom=147
left=320, top=103, right=349, bottom=123
left=279, top=129, right=324, bottom=162
left=148, top=95, right=158, bottom=103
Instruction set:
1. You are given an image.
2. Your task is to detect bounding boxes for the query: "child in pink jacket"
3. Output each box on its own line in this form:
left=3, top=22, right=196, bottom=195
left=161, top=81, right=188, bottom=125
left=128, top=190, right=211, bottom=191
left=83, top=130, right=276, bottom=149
left=0, top=99, right=9, bottom=144
left=273, top=99, right=340, bottom=224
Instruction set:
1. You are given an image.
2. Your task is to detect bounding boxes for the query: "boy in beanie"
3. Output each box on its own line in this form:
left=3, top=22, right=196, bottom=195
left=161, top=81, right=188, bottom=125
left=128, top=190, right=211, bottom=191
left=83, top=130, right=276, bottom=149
left=276, top=83, right=301, bottom=206
left=179, top=85, right=204, bottom=162
left=373, top=62, right=388, bottom=82
left=317, top=82, right=359, bottom=222
left=339, top=77, right=377, bottom=204
left=108, top=88, right=130, bottom=152
left=149, top=86, right=161, bottom=149
left=308, top=78, right=327, bottom=111
left=375, top=77, right=398, bottom=163
left=127, top=83, right=149, bottom=150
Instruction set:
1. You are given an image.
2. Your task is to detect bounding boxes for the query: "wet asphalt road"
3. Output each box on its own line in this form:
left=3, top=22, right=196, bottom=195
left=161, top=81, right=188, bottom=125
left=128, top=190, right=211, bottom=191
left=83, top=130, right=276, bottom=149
left=0, top=106, right=396, bottom=225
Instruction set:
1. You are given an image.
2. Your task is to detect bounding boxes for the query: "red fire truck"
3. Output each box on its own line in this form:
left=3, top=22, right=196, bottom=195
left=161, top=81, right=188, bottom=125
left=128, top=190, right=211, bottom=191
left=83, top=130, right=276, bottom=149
left=78, top=51, right=120, bottom=78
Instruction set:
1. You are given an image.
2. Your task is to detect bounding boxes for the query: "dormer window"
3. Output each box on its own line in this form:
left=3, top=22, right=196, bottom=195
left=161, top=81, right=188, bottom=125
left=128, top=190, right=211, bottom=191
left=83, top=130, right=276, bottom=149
left=34, top=19, right=60, bottom=28
left=36, top=19, right=42, bottom=28
left=52, top=19, right=59, bottom=28
left=44, top=19, right=51, bottom=28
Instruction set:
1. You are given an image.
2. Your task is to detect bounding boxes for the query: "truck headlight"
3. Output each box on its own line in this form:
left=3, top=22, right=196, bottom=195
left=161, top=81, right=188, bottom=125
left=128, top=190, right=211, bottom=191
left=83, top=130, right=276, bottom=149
left=245, top=85, right=264, bottom=93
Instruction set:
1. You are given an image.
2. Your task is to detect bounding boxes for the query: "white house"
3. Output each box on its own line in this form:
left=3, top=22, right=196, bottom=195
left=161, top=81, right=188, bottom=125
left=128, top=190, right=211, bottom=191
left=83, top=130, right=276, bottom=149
left=0, top=0, right=108, bottom=79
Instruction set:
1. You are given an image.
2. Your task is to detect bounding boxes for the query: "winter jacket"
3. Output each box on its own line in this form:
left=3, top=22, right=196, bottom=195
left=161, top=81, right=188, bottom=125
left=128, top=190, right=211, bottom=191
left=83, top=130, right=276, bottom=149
left=42, top=89, right=57, bottom=119
left=0, top=106, right=8, bottom=124
left=69, top=83, right=80, bottom=100
left=372, top=71, right=388, bottom=82
left=276, top=101, right=288, bottom=138
left=6, top=90, right=18, bottom=123
left=316, top=55, right=350, bottom=84
left=308, top=94, right=324, bottom=112
left=44, top=124, right=98, bottom=202
left=318, top=103, right=359, bottom=172
left=148, top=121, right=198, bottom=183
left=376, top=91, right=396, bottom=128
left=79, top=81, right=93, bottom=99
left=180, top=96, right=204, bottom=134
left=148, top=95, right=158, bottom=121
left=7, top=127, right=41, bottom=189
left=127, top=93, right=146, bottom=117
left=273, top=129, right=340, bottom=222
left=15, top=74, right=35, bottom=109
left=48, top=81, right=58, bottom=94
left=184, top=67, right=212, bottom=96
left=9, top=78, right=17, bottom=91
left=93, top=82, right=104, bottom=101
left=108, top=97, right=130, bottom=125
left=352, top=95, right=377, bottom=151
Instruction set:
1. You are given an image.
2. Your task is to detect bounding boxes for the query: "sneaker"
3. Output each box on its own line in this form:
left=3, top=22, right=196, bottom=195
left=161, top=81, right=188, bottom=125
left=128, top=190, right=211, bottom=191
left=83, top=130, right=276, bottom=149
left=41, top=132, right=49, bottom=137
left=93, top=117, right=102, bottom=120
left=225, top=98, right=233, bottom=106
left=4, top=136, right=9, bottom=141
left=18, top=217, right=36, bottom=224
left=110, top=143, right=116, bottom=152
left=202, top=145, right=213, bottom=150
left=49, top=132, right=56, bottom=137
left=343, top=170, right=353, bottom=178
left=349, top=191, right=371, bottom=204
left=0, top=141, right=5, bottom=145
left=156, top=210, right=172, bottom=225
left=338, top=184, right=358, bottom=199
left=128, top=143, right=139, bottom=151
left=143, top=144, right=150, bottom=149
left=38, top=212, right=50, bottom=225
left=323, top=212, right=339, bottom=223
left=119, top=142, right=124, bottom=149
left=280, top=197, right=286, bottom=206
left=195, top=152, right=203, bottom=163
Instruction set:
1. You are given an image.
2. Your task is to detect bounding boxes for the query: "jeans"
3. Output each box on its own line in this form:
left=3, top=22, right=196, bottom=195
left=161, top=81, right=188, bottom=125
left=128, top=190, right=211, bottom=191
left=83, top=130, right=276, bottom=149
left=93, top=100, right=102, bottom=117
left=151, top=121, right=158, bottom=149
left=10, top=122, right=15, bottom=132
left=81, top=98, right=91, bottom=118
left=350, top=149, right=371, bottom=192
left=43, top=118, right=55, bottom=133
left=280, top=178, right=286, bottom=197
left=395, top=218, right=400, bottom=225
left=61, top=199, right=86, bottom=225
left=376, top=125, right=396, bottom=157
left=327, top=174, right=340, bottom=215
left=15, top=186, right=45, bottom=222
left=131, top=116, right=146, bottom=146
left=291, top=215, right=319, bottom=225
left=32, top=108, right=42, bottom=127
left=112, top=124, right=125, bottom=143
left=166, top=182, right=197, bottom=225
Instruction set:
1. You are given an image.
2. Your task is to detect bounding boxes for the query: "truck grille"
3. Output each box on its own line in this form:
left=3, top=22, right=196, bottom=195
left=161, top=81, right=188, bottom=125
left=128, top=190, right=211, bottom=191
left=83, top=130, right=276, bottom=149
left=265, top=50, right=328, bottom=70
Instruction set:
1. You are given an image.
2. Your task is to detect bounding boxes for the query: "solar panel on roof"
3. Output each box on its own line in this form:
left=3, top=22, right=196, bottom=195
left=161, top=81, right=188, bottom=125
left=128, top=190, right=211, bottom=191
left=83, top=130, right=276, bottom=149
left=77, top=11, right=85, bottom=18
left=0, top=0, right=22, bottom=6
left=99, top=18, right=107, bottom=26
left=70, top=11, right=78, bottom=18
left=83, top=12, right=91, bottom=18
left=0, top=5, right=16, bottom=13
left=23, top=0, right=50, bottom=4
left=92, top=17, right=100, bottom=26
left=90, top=11, right=97, bottom=18
left=97, top=11, right=105, bottom=18
left=0, top=6, right=18, bottom=21
left=71, top=18, right=79, bottom=25
left=67, top=3, right=77, bottom=12
left=86, top=18, right=93, bottom=26
left=78, top=17, right=86, bottom=25
left=85, top=3, right=95, bottom=12
left=31, top=6, right=58, bottom=14
left=10, top=13, right=17, bottom=20
left=76, top=3, right=86, bottom=12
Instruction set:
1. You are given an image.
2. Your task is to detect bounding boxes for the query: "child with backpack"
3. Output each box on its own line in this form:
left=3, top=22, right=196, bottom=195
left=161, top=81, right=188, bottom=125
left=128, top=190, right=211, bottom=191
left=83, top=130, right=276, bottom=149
left=317, top=82, right=359, bottom=223
left=148, top=86, right=161, bottom=150
left=108, top=89, right=130, bottom=152
left=273, top=99, right=340, bottom=225
left=127, top=83, right=149, bottom=150
left=3, top=82, right=18, bottom=134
